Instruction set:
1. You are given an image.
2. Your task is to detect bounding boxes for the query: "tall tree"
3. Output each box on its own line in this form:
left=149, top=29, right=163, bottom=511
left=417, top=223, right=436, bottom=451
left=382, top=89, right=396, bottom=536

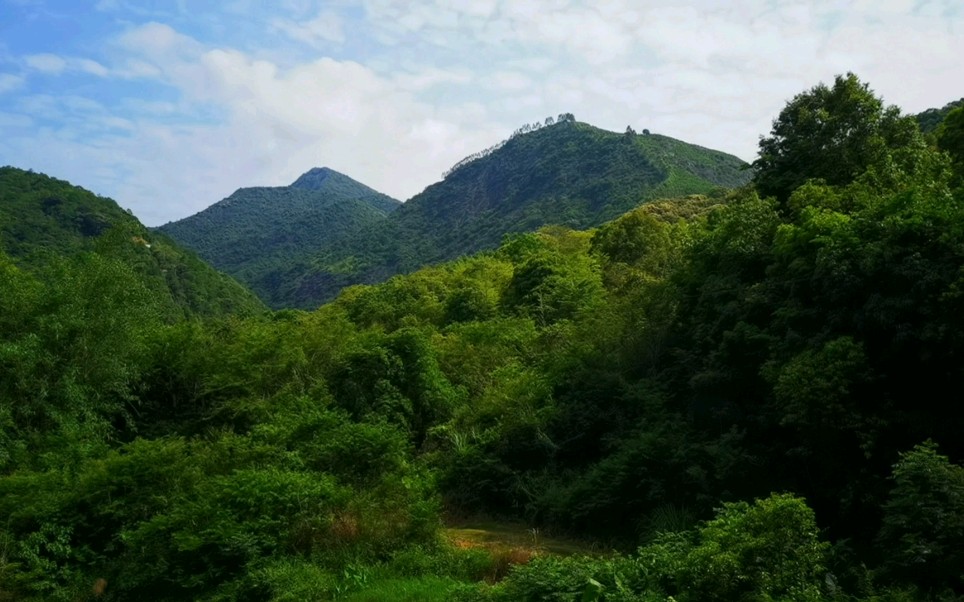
left=752, top=73, right=928, bottom=203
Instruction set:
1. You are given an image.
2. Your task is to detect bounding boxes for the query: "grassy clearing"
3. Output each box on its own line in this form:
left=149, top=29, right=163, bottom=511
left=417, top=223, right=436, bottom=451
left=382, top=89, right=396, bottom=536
left=443, top=519, right=602, bottom=557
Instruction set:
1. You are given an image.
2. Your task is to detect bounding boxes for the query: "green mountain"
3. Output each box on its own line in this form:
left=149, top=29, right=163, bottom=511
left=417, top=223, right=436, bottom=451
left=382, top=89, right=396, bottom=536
left=156, top=167, right=401, bottom=307
left=0, top=166, right=265, bottom=318
left=276, top=118, right=751, bottom=308
left=916, top=98, right=964, bottom=134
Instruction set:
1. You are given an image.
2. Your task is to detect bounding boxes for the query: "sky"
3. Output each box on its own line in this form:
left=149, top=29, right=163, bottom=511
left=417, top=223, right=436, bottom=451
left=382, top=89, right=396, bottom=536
left=0, top=0, right=962, bottom=226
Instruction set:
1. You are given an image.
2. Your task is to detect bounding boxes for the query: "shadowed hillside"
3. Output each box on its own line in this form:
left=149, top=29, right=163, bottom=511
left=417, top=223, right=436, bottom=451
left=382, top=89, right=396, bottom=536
left=0, top=166, right=265, bottom=318
left=157, top=167, right=401, bottom=308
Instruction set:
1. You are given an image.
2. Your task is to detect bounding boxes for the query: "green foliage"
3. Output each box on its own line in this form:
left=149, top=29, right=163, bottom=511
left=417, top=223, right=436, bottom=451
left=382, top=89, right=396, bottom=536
left=121, top=466, right=350, bottom=593
left=877, top=442, right=964, bottom=594
left=476, top=494, right=828, bottom=602
left=329, top=328, right=461, bottom=446
left=0, top=406, right=439, bottom=600
left=227, top=558, right=339, bottom=601
left=337, top=576, right=472, bottom=601
left=936, top=106, right=964, bottom=188
left=157, top=167, right=400, bottom=309
left=164, top=122, right=750, bottom=309
left=480, top=554, right=645, bottom=602
left=665, top=494, right=828, bottom=601
left=772, top=336, right=870, bottom=438
left=0, top=250, right=164, bottom=470
left=753, top=73, right=931, bottom=203
left=591, top=209, right=672, bottom=270
left=915, top=98, right=964, bottom=134
left=502, top=230, right=604, bottom=326
left=0, top=166, right=265, bottom=318
left=4, top=77, right=964, bottom=602
left=0, top=437, right=205, bottom=599
left=540, top=417, right=703, bottom=538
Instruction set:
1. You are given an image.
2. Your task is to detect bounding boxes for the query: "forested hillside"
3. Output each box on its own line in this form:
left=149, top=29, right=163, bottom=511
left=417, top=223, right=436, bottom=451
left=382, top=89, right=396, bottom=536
left=165, top=118, right=749, bottom=309
left=0, top=167, right=265, bottom=318
left=916, top=97, right=964, bottom=134
left=1, top=74, right=963, bottom=601
left=157, top=167, right=401, bottom=308
left=285, top=118, right=750, bottom=309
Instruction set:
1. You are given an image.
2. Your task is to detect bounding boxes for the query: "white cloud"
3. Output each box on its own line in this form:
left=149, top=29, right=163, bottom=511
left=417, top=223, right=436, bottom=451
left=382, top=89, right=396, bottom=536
left=25, top=53, right=67, bottom=74
left=271, top=10, right=345, bottom=46
left=391, top=66, right=473, bottom=91
left=76, top=59, right=110, bottom=77
left=486, top=70, right=533, bottom=92
left=32, top=22, right=506, bottom=224
left=23, top=54, right=110, bottom=77
left=115, top=59, right=163, bottom=79
left=0, top=73, right=24, bottom=93
left=2, top=1, right=962, bottom=226
left=117, top=21, right=201, bottom=56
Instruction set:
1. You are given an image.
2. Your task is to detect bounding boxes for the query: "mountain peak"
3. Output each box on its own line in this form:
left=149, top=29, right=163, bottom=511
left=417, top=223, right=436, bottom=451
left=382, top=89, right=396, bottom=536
left=290, top=167, right=335, bottom=190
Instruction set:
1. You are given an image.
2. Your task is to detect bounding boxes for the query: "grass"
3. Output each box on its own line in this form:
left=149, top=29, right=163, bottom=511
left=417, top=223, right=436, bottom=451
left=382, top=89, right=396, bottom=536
left=337, top=576, right=473, bottom=601
left=443, top=519, right=600, bottom=556
left=266, top=520, right=603, bottom=600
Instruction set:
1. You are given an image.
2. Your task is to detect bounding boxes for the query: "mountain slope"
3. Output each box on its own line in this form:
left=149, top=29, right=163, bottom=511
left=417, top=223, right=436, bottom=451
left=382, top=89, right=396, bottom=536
left=0, top=166, right=265, bottom=318
left=279, top=119, right=750, bottom=308
left=157, top=167, right=401, bottom=307
left=916, top=98, right=964, bottom=134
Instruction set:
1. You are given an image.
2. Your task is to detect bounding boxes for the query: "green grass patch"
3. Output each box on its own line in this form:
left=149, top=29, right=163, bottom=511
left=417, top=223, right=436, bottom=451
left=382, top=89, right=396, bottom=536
left=338, top=576, right=473, bottom=602
left=444, top=519, right=601, bottom=556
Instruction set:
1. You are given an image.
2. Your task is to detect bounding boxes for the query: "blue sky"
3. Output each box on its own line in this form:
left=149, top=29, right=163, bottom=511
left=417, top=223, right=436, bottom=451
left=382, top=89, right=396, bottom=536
left=1, top=0, right=962, bottom=225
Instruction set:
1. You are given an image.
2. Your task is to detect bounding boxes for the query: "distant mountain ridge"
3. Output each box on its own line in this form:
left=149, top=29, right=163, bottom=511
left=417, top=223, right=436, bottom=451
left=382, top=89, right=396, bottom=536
left=161, top=119, right=751, bottom=309
left=274, top=119, right=751, bottom=308
left=156, top=167, right=401, bottom=306
left=916, top=98, right=964, bottom=134
left=0, top=166, right=265, bottom=317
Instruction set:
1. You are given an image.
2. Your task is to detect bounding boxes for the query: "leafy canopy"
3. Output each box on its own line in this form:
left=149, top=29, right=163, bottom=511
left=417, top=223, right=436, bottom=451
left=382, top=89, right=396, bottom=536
left=752, top=73, right=929, bottom=203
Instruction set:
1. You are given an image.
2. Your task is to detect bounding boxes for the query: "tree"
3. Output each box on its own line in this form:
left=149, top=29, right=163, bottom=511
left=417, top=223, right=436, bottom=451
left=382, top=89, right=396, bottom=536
left=752, top=73, right=927, bottom=203
left=676, top=493, right=829, bottom=602
left=937, top=106, right=964, bottom=188
left=878, top=442, right=964, bottom=593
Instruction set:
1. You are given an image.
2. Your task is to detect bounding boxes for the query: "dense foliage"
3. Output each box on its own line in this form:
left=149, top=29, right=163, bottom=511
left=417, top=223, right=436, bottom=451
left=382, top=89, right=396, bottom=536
left=0, top=167, right=265, bottom=318
left=163, top=121, right=750, bottom=309
left=915, top=98, right=964, bottom=134
left=2, top=76, right=963, bottom=601
left=752, top=73, right=931, bottom=204
left=156, top=167, right=400, bottom=309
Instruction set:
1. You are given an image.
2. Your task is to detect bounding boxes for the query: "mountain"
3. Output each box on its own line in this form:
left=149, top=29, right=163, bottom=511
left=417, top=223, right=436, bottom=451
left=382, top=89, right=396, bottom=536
left=157, top=167, right=401, bottom=307
left=0, top=166, right=265, bottom=318
left=274, top=119, right=751, bottom=308
left=916, top=98, right=964, bottom=134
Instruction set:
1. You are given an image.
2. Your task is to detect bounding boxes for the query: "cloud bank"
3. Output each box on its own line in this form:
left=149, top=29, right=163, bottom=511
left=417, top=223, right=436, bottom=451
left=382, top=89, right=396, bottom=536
left=0, top=0, right=961, bottom=225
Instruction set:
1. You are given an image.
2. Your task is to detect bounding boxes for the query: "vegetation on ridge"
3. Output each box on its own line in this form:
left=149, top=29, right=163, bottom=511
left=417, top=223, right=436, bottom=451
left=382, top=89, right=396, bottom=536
left=156, top=167, right=401, bottom=308
left=0, top=167, right=265, bottom=319
left=260, top=119, right=750, bottom=309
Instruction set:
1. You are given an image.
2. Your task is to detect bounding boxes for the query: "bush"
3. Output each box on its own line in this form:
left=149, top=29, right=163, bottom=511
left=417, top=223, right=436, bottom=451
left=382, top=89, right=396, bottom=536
left=878, top=442, right=964, bottom=594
